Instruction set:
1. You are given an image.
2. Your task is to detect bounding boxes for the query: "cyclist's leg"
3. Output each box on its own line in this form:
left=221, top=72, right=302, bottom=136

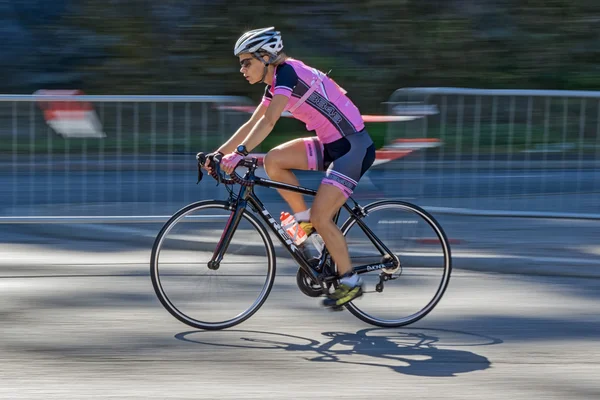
left=263, top=137, right=324, bottom=214
left=312, top=183, right=352, bottom=273
left=312, top=130, right=375, bottom=307
left=313, top=184, right=363, bottom=308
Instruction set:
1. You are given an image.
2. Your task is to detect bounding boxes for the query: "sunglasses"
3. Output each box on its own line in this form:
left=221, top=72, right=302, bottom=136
left=239, top=58, right=253, bottom=69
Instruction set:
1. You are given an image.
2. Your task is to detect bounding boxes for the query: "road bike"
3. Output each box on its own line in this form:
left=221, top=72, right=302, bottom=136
left=150, top=153, right=452, bottom=330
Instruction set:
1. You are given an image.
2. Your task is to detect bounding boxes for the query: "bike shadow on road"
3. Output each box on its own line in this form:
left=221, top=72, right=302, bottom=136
left=175, top=327, right=501, bottom=377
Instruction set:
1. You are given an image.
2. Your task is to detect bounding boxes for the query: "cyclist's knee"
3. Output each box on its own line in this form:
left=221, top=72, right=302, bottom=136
left=263, top=148, right=283, bottom=177
left=264, top=144, right=307, bottom=176
left=310, top=206, right=333, bottom=231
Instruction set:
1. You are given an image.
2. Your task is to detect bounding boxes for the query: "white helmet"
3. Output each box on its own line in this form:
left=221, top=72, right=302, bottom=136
left=234, top=27, right=283, bottom=57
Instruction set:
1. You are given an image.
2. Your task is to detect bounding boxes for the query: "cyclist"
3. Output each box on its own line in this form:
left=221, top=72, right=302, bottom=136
left=205, top=27, right=375, bottom=309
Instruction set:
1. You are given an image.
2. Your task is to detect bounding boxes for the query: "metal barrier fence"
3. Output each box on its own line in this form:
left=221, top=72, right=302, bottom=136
left=385, top=87, right=600, bottom=219
left=2, top=90, right=600, bottom=222
left=0, top=94, right=253, bottom=221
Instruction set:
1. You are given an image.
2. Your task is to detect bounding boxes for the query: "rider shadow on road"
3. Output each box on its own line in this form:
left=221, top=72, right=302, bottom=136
left=175, top=327, right=501, bottom=377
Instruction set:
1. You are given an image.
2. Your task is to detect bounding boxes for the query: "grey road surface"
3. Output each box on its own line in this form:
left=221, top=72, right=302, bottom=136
left=1, top=157, right=599, bottom=398
left=0, top=257, right=598, bottom=399
left=1, top=158, right=600, bottom=279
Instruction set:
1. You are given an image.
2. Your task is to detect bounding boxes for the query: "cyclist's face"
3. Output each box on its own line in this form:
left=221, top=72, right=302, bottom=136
left=239, top=54, right=266, bottom=84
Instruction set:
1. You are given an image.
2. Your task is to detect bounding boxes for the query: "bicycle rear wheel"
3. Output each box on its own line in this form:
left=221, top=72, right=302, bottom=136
left=340, top=200, right=452, bottom=327
left=150, top=200, right=276, bottom=330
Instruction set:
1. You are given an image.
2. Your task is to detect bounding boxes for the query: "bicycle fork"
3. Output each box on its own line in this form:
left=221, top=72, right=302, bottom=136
left=204, top=185, right=319, bottom=283
left=207, top=199, right=246, bottom=270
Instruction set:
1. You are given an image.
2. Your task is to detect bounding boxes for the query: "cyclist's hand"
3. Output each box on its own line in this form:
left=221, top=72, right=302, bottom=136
left=203, top=151, right=223, bottom=174
left=221, top=152, right=244, bottom=175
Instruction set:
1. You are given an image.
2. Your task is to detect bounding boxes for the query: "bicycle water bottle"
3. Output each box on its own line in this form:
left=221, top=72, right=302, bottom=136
left=280, top=212, right=307, bottom=246
left=309, top=233, right=325, bottom=257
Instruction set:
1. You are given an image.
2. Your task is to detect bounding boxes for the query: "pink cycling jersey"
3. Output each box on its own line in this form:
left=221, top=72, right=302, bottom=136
left=260, top=58, right=365, bottom=144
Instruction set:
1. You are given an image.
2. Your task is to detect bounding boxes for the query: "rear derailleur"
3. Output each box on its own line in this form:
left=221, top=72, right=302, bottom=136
left=375, top=254, right=401, bottom=293
left=375, top=272, right=398, bottom=293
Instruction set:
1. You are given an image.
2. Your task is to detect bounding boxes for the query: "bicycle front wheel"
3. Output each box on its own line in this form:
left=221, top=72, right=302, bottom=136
left=340, top=200, right=452, bottom=327
left=150, top=200, right=276, bottom=330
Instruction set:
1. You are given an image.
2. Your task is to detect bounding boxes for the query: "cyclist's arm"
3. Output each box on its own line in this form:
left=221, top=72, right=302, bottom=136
left=238, top=94, right=288, bottom=152
left=216, top=104, right=267, bottom=154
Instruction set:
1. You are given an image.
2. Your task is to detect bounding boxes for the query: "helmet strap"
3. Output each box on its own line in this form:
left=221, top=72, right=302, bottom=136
left=253, top=52, right=276, bottom=84
left=259, top=66, right=269, bottom=84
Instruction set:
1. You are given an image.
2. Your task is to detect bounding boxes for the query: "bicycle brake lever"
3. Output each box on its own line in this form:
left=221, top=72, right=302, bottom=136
left=196, top=162, right=203, bottom=184
left=214, top=162, right=222, bottom=187
left=195, top=152, right=206, bottom=184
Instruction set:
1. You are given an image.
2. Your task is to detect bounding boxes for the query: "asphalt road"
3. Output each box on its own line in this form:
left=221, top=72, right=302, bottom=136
left=0, top=260, right=598, bottom=399
left=0, top=158, right=599, bottom=398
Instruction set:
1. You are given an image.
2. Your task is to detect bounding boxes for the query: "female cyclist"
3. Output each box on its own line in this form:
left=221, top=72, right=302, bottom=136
left=206, top=27, right=375, bottom=309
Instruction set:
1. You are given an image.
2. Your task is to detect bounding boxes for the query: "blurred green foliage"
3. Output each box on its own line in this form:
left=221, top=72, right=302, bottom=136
left=4, top=1, right=600, bottom=154
left=40, top=0, right=600, bottom=114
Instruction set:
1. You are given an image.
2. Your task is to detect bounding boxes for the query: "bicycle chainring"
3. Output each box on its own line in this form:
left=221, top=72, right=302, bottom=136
left=296, top=259, right=324, bottom=298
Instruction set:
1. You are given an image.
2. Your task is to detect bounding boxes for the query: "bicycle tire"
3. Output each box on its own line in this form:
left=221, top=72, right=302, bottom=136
left=150, top=200, right=276, bottom=330
left=340, top=200, right=452, bottom=327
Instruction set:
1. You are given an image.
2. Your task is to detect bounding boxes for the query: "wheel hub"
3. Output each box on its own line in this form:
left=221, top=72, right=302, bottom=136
left=381, top=254, right=400, bottom=274
left=207, top=260, right=220, bottom=270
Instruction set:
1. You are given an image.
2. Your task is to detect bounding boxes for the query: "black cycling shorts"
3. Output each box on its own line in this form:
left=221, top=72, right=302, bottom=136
left=303, top=129, right=376, bottom=197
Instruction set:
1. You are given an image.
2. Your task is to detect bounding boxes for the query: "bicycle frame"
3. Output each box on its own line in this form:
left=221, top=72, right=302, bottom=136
left=208, top=167, right=398, bottom=289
